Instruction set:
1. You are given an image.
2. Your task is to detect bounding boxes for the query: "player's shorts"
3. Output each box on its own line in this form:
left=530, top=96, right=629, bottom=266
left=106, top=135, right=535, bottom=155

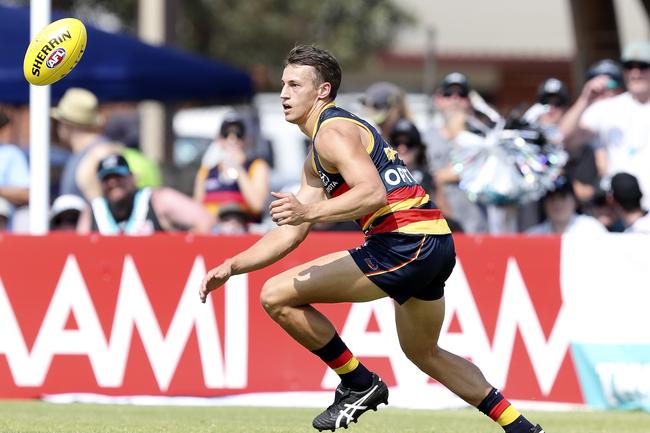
left=349, top=233, right=455, bottom=305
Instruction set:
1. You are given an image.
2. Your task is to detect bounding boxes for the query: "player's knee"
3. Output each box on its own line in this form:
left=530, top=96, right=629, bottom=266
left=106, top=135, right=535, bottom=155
left=400, top=340, right=440, bottom=366
left=259, top=277, right=289, bottom=319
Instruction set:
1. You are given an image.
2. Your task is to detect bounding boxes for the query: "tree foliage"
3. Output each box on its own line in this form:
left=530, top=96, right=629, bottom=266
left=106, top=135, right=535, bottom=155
left=33, top=0, right=413, bottom=83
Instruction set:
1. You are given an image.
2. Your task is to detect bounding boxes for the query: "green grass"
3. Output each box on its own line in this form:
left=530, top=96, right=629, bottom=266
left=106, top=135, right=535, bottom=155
left=0, top=401, right=649, bottom=433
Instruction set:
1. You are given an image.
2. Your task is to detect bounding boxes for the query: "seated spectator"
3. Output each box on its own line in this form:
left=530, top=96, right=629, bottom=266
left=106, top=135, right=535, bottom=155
left=0, top=110, right=30, bottom=229
left=584, top=189, right=625, bottom=232
left=388, top=118, right=434, bottom=194
left=50, top=194, right=87, bottom=231
left=214, top=202, right=250, bottom=235
left=609, top=172, right=650, bottom=234
left=525, top=179, right=607, bottom=235
left=360, top=81, right=411, bottom=139
left=193, top=112, right=270, bottom=222
left=78, top=154, right=214, bottom=235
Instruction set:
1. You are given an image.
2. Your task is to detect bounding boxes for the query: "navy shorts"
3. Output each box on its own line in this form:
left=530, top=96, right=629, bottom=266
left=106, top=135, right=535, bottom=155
left=349, top=233, right=456, bottom=304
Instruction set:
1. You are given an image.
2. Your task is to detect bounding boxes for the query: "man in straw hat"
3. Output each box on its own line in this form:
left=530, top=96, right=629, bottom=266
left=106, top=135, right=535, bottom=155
left=52, top=87, right=120, bottom=200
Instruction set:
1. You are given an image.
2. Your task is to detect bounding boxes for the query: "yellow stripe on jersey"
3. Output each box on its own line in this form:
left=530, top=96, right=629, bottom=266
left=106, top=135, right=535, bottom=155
left=390, top=219, right=451, bottom=235
left=361, top=195, right=431, bottom=230
left=311, top=102, right=337, bottom=140
left=333, top=357, right=360, bottom=375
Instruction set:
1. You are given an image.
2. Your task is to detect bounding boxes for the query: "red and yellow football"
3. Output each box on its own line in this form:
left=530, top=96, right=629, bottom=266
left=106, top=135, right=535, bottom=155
left=23, top=17, right=87, bottom=86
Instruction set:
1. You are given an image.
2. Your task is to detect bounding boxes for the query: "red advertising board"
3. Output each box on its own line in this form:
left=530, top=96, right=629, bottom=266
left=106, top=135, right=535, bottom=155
left=0, top=233, right=583, bottom=406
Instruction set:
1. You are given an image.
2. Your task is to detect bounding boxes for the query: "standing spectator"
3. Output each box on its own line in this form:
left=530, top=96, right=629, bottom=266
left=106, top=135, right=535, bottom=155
left=360, top=81, right=411, bottom=139
left=423, top=72, right=488, bottom=233
left=193, top=112, right=270, bottom=223
left=531, top=77, right=570, bottom=144
left=609, top=172, right=650, bottom=234
left=49, top=194, right=87, bottom=231
left=525, top=179, right=607, bottom=235
left=559, top=41, right=650, bottom=209
left=78, top=154, right=213, bottom=235
left=0, top=110, right=30, bottom=229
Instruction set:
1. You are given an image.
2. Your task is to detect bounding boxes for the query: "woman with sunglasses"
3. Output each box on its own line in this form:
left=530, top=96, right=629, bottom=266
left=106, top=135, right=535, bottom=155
left=559, top=40, right=650, bottom=211
left=193, top=111, right=270, bottom=225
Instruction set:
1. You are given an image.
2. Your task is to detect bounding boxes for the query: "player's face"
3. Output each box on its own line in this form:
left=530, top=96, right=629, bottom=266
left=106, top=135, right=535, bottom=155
left=280, top=64, right=321, bottom=125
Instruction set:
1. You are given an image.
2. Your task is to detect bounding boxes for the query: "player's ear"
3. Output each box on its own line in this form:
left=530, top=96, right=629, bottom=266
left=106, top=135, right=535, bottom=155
left=318, top=82, right=332, bottom=100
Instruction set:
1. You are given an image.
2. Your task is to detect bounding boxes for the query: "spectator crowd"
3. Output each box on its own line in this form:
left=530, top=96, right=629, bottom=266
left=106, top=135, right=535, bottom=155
left=1, top=40, right=649, bottom=236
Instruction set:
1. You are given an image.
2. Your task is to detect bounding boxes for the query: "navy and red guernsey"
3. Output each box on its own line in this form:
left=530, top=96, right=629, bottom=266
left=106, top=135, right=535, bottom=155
left=310, top=103, right=451, bottom=236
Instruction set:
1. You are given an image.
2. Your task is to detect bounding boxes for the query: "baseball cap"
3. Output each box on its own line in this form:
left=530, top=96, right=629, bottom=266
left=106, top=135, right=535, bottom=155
left=360, top=82, right=402, bottom=110
left=389, top=118, right=422, bottom=148
left=96, top=154, right=131, bottom=180
left=586, top=59, right=623, bottom=87
left=621, top=41, right=650, bottom=64
left=50, top=194, right=86, bottom=219
left=218, top=202, right=250, bottom=220
left=219, top=111, right=246, bottom=138
left=537, top=78, right=570, bottom=106
left=439, top=72, right=470, bottom=95
left=611, top=172, right=643, bottom=206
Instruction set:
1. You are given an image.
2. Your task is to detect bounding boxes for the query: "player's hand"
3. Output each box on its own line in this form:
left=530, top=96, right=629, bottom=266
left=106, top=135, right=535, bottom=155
left=269, top=191, right=310, bottom=226
left=199, top=261, right=233, bottom=303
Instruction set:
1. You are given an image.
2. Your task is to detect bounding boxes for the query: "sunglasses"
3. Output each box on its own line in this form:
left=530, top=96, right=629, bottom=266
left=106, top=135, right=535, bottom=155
left=441, top=88, right=469, bottom=98
left=221, top=129, right=245, bottom=139
left=622, top=61, right=650, bottom=71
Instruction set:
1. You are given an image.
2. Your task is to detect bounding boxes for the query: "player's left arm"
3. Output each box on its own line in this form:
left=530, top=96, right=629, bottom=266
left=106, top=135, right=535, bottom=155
left=271, top=122, right=386, bottom=225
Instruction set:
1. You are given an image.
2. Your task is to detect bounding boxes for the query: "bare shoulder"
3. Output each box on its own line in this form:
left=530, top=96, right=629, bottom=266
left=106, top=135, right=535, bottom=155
left=314, top=119, right=364, bottom=160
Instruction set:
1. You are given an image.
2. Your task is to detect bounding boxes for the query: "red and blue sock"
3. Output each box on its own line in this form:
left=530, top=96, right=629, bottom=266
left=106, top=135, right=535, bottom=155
left=312, top=333, right=373, bottom=391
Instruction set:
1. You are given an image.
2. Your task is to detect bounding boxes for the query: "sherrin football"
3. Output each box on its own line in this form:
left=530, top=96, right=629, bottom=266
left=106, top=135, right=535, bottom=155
left=23, top=18, right=87, bottom=86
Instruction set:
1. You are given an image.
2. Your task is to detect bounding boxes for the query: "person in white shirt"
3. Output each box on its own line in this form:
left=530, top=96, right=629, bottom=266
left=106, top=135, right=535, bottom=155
left=526, top=179, right=607, bottom=235
left=559, top=41, right=650, bottom=210
left=609, top=172, right=650, bottom=234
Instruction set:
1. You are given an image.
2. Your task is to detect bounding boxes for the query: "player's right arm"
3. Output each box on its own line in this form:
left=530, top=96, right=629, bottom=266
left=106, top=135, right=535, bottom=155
left=200, top=153, right=325, bottom=303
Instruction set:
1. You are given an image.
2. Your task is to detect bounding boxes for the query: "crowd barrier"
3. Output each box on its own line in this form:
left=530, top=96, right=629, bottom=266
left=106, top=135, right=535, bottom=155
left=0, top=233, right=648, bottom=410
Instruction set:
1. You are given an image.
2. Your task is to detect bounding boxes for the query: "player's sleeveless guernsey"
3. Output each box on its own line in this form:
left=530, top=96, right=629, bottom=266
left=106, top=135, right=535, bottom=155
left=311, top=104, right=450, bottom=236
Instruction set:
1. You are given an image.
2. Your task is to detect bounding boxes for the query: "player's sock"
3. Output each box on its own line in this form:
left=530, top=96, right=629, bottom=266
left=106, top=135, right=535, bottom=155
left=477, top=388, right=535, bottom=433
left=311, top=333, right=373, bottom=391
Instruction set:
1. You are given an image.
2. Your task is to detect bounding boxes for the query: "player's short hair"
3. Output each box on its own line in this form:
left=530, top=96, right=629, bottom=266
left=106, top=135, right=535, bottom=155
left=285, top=45, right=342, bottom=100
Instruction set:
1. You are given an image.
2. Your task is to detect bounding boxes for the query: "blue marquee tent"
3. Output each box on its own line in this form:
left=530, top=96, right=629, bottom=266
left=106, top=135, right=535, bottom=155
left=0, top=5, right=253, bottom=104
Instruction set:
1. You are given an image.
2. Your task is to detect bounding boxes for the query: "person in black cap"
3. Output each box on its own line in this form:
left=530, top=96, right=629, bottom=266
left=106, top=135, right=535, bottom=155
left=194, top=111, right=270, bottom=223
left=423, top=72, right=489, bottom=233
left=78, top=154, right=213, bottom=235
left=609, top=172, right=650, bottom=233
left=388, top=118, right=434, bottom=194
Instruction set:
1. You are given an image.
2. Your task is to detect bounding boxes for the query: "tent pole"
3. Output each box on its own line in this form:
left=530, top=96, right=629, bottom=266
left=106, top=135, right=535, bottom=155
left=28, top=0, right=51, bottom=234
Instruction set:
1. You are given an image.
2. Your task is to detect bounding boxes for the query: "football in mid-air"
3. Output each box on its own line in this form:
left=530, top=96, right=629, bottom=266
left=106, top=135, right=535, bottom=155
left=23, top=17, right=87, bottom=86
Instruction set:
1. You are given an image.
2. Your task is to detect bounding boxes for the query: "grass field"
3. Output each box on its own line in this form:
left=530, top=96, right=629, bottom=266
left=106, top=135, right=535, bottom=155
left=1, top=401, right=649, bottom=433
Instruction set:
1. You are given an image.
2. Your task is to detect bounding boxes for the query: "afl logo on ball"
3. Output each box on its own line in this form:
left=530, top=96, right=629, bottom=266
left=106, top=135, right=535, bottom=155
left=46, top=48, right=67, bottom=69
